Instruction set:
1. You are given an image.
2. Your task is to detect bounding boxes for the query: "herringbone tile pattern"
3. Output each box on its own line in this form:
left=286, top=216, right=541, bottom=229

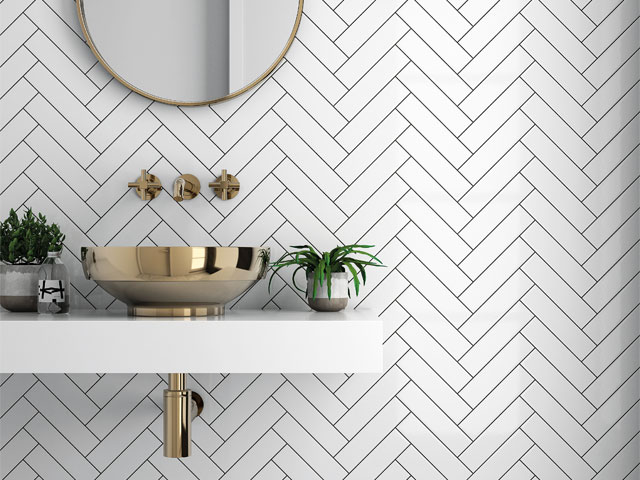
left=1, top=0, right=639, bottom=478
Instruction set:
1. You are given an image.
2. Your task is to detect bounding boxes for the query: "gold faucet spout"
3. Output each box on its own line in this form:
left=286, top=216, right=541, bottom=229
left=173, top=178, right=186, bottom=202
left=172, top=175, right=201, bottom=202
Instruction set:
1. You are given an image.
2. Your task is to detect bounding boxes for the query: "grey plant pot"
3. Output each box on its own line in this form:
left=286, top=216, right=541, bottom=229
left=0, top=264, right=41, bottom=312
left=306, top=271, right=349, bottom=312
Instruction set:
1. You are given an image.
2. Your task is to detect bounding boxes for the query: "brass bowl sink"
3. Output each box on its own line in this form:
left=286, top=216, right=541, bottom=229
left=81, top=247, right=269, bottom=316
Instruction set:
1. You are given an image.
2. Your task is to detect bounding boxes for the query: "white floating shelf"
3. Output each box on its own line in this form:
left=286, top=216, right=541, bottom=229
left=0, top=310, right=382, bottom=374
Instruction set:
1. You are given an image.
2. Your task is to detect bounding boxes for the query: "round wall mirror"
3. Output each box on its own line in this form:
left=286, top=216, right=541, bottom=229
left=77, top=0, right=303, bottom=105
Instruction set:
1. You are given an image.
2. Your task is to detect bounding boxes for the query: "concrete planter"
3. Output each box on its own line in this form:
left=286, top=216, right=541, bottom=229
left=306, top=271, right=348, bottom=312
left=0, top=264, right=41, bottom=312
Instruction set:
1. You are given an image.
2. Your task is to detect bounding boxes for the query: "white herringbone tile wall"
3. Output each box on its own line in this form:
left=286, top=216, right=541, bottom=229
left=1, top=0, right=639, bottom=478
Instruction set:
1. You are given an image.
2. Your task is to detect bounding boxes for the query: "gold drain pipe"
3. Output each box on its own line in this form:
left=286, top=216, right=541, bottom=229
left=163, top=374, right=203, bottom=458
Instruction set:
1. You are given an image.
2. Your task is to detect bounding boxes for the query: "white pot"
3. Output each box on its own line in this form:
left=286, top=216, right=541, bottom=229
left=0, top=264, right=41, bottom=312
left=306, top=271, right=348, bottom=312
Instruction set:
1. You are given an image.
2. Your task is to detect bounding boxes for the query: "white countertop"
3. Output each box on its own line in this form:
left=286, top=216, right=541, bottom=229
left=0, top=310, right=382, bottom=374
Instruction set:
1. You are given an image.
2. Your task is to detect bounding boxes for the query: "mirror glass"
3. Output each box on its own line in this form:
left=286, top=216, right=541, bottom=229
left=78, top=0, right=302, bottom=105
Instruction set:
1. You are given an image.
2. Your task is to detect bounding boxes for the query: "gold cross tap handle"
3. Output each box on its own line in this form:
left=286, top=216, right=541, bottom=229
left=128, top=169, right=162, bottom=201
left=209, top=169, right=240, bottom=201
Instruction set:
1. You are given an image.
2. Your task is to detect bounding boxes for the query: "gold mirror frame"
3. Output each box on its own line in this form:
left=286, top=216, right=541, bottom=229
left=77, top=0, right=304, bottom=106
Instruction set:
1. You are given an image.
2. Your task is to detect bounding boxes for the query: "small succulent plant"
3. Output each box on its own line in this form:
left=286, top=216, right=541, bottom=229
left=0, top=208, right=65, bottom=265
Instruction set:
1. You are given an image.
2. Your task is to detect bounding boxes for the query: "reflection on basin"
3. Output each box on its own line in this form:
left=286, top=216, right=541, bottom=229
left=81, top=247, right=269, bottom=316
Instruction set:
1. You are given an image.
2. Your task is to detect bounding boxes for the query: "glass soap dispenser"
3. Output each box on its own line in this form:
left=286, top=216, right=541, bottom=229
left=38, top=251, right=70, bottom=314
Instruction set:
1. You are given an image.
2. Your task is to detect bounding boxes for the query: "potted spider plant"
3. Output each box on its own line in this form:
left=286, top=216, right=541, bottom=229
left=0, top=208, right=65, bottom=312
left=269, top=245, right=383, bottom=312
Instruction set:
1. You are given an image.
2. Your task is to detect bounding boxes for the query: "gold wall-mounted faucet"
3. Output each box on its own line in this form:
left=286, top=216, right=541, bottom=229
left=209, top=169, right=240, bottom=200
left=128, top=169, right=162, bottom=201
left=173, top=175, right=201, bottom=202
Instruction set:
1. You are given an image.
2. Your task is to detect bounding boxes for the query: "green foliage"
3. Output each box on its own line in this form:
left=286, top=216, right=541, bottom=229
left=269, top=244, right=384, bottom=299
left=0, top=208, right=65, bottom=265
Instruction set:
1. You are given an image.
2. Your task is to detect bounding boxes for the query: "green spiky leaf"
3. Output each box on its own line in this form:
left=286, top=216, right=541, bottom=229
left=343, top=263, right=359, bottom=295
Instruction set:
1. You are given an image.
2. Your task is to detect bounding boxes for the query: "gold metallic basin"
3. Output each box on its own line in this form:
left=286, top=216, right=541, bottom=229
left=81, top=246, right=269, bottom=316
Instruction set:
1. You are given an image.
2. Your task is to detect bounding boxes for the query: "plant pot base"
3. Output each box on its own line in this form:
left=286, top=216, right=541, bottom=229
left=0, top=295, right=37, bottom=312
left=1, top=264, right=41, bottom=312
left=308, top=297, right=348, bottom=312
